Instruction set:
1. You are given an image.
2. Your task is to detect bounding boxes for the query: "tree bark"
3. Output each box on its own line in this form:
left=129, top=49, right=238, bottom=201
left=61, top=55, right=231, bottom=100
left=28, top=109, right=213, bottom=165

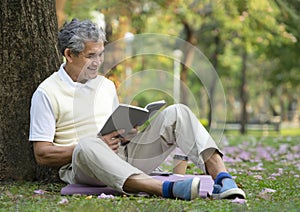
left=0, top=0, right=61, bottom=180
left=180, top=21, right=196, bottom=105
left=208, top=33, right=220, bottom=127
left=239, top=49, right=248, bottom=134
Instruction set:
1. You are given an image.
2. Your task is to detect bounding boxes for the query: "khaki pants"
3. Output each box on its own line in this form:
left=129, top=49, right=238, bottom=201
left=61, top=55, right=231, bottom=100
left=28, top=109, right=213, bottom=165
left=59, top=104, right=220, bottom=192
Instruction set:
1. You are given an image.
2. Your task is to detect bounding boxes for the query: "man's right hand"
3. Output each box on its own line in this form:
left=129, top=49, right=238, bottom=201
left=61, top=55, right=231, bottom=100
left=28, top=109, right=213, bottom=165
left=99, top=129, right=125, bottom=153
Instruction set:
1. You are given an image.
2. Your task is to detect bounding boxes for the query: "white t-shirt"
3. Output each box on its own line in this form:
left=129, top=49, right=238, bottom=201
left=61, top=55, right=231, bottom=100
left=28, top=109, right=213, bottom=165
left=29, top=64, right=119, bottom=143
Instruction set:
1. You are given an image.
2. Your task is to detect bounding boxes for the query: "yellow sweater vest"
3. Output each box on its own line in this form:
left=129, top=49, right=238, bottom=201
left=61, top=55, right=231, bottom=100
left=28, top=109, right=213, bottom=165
left=39, top=72, right=118, bottom=146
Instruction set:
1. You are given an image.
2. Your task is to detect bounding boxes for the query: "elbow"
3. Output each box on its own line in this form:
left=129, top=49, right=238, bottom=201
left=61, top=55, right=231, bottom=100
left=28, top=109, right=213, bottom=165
left=33, top=141, right=54, bottom=166
left=34, top=152, right=49, bottom=166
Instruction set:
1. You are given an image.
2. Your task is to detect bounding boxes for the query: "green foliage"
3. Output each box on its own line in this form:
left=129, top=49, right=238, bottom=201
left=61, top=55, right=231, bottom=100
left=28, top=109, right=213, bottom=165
left=64, top=0, right=300, bottom=123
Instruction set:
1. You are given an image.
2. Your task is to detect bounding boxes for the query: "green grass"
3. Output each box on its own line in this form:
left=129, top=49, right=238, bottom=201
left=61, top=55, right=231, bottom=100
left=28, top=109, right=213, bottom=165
left=1, top=130, right=300, bottom=211
left=223, top=126, right=300, bottom=137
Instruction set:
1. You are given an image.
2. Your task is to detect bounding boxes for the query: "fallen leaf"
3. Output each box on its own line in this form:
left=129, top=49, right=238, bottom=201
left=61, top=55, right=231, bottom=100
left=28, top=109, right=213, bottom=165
left=98, top=193, right=115, bottom=199
left=258, top=188, right=276, bottom=200
left=231, top=197, right=247, bottom=204
left=253, top=175, right=263, bottom=180
left=249, top=163, right=265, bottom=171
left=34, top=189, right=46, bottom=195
left=261, top=188, right=276, bottom=193
left=267, top=176, right=276, bottom=180
left=85, top=195, right=93, bottom=200
left=58, top=198, right=69, bottom=205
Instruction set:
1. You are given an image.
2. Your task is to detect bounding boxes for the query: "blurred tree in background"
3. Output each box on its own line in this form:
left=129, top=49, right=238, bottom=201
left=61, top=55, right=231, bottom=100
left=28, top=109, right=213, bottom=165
left=60, top=0, right=300, bottom=133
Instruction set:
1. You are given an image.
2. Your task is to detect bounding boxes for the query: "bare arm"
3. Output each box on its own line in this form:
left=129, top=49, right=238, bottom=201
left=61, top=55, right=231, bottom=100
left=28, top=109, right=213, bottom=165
left=33, top=141, right=75, bottom=167
left=33, top=128, right=137, bottom=166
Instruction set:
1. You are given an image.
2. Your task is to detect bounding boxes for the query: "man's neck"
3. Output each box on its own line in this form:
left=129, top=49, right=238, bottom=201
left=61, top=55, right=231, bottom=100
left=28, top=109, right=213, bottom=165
left=63, top=64, right=88, bottom=84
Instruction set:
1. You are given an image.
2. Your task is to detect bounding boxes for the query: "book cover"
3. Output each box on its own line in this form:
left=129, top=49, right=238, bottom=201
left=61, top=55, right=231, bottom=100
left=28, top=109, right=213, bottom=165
left=98, top=100, right=166, bottom=136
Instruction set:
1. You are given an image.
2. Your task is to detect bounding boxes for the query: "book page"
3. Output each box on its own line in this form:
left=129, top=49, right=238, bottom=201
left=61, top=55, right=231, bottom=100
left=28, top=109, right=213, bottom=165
left=145, top=100, right=166, bottom=112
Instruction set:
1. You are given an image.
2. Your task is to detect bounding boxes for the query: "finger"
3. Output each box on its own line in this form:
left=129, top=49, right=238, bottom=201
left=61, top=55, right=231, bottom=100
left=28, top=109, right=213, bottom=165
left=99, top=134, right=111, bottom=142
left=124, top=130, right=137, bottom=141
left=108, top=129, right=125, bottom=138
left=109, top=138, right=120, bottom=145
left=127, top=128, right=138, bottom=137
left=129, top=128, right=138, bottom=134
left=110, top=142, right=120, bottom=151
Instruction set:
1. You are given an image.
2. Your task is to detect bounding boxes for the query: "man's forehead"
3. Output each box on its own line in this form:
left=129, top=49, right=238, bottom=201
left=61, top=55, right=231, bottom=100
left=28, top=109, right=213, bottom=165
left=83, top=41, right=104, bottom=53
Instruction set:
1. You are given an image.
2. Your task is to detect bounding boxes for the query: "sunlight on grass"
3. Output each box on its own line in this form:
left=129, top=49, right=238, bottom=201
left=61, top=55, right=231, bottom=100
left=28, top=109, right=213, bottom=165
left=281, top=127, right=300, bottom=136
left=225, top=126, right=300, bottom=136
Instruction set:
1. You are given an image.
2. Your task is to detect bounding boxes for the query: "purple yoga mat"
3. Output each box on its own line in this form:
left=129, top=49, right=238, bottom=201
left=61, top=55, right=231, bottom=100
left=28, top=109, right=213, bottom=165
left=61, top=174, right=214, bottom=198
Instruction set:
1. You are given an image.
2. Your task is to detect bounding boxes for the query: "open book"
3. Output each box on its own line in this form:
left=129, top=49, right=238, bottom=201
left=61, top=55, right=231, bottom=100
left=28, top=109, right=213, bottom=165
left=98, top=100, right=166, bottom=136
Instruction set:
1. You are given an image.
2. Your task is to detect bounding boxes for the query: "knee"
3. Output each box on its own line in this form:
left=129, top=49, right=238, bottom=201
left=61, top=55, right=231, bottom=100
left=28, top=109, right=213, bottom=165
left=165, top=103, right=192, bottom=117
left=165, top=103, right=188, bottom=111
left=160, top=104, right=193, bottom=126
left=75, top=137, right=100, bottom=156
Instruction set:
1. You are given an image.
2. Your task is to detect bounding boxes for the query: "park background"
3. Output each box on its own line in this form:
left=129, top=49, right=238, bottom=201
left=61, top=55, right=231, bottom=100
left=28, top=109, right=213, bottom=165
left=1, top=0, right=300, bottom=211
left=61, top=0, right=300, bottom=133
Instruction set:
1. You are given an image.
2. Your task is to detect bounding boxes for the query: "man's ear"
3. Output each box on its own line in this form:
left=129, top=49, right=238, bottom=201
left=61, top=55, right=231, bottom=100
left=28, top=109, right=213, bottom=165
left=64, top=48, right=73, bottom=63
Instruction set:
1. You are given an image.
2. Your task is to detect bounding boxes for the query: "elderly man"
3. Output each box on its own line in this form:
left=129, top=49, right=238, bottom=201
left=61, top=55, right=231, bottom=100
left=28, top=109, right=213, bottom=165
left=29, top=19, right=245, bottom=200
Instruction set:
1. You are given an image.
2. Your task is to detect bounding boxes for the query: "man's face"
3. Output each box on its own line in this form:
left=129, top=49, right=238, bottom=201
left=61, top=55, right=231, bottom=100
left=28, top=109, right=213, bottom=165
left=70, top=41, right=105, bottom=82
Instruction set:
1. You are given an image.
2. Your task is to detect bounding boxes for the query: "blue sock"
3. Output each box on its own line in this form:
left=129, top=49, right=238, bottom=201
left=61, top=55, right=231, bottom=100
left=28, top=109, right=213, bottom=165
left=162, top=181, right=175, bottom=198
left=215, top=172, right=232, bottom=185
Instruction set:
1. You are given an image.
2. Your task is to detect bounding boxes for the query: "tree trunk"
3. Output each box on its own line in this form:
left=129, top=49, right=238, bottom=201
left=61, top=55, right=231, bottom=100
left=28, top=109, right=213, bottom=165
left=0, top=0, right=61, bottom=180
left=239, top=50, right=248, bottom=134
left=208, top=33, right=220, bottom=127
left=180, top=21, right=196, bottom=105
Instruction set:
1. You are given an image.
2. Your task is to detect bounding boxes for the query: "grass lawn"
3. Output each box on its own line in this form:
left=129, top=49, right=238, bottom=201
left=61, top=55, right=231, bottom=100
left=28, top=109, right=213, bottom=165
left=1, top=128, right=300, bottom=211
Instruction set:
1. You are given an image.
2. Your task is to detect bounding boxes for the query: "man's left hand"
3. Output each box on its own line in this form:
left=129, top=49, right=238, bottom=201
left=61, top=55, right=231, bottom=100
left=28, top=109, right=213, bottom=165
left=120, top=127, right=138, bottom=145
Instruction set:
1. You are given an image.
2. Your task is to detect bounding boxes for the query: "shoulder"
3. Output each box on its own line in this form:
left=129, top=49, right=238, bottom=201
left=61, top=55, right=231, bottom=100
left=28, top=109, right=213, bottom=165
left=95, top=75, right=116, bottom=89
left=31, top=73, right=58, bottom=100
left=99, top=75, right=114, bottom=84
left=38, top=72, right=59, bottom=89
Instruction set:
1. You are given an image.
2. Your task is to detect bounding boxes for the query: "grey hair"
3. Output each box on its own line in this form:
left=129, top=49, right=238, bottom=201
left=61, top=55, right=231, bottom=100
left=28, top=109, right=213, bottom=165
left=58, top=19, right=106, bottom=56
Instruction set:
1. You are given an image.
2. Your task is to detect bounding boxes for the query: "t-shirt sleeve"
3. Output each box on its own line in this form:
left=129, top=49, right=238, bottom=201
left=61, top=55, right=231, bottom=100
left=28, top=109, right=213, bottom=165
left=29, top=88, right=56, bottom=142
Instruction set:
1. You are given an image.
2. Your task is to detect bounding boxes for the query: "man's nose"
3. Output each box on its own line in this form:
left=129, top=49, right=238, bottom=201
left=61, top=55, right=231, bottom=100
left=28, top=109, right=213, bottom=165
left=91, top=57, right=103, bottom=66
left=91, top=60, right=99, bottom=66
